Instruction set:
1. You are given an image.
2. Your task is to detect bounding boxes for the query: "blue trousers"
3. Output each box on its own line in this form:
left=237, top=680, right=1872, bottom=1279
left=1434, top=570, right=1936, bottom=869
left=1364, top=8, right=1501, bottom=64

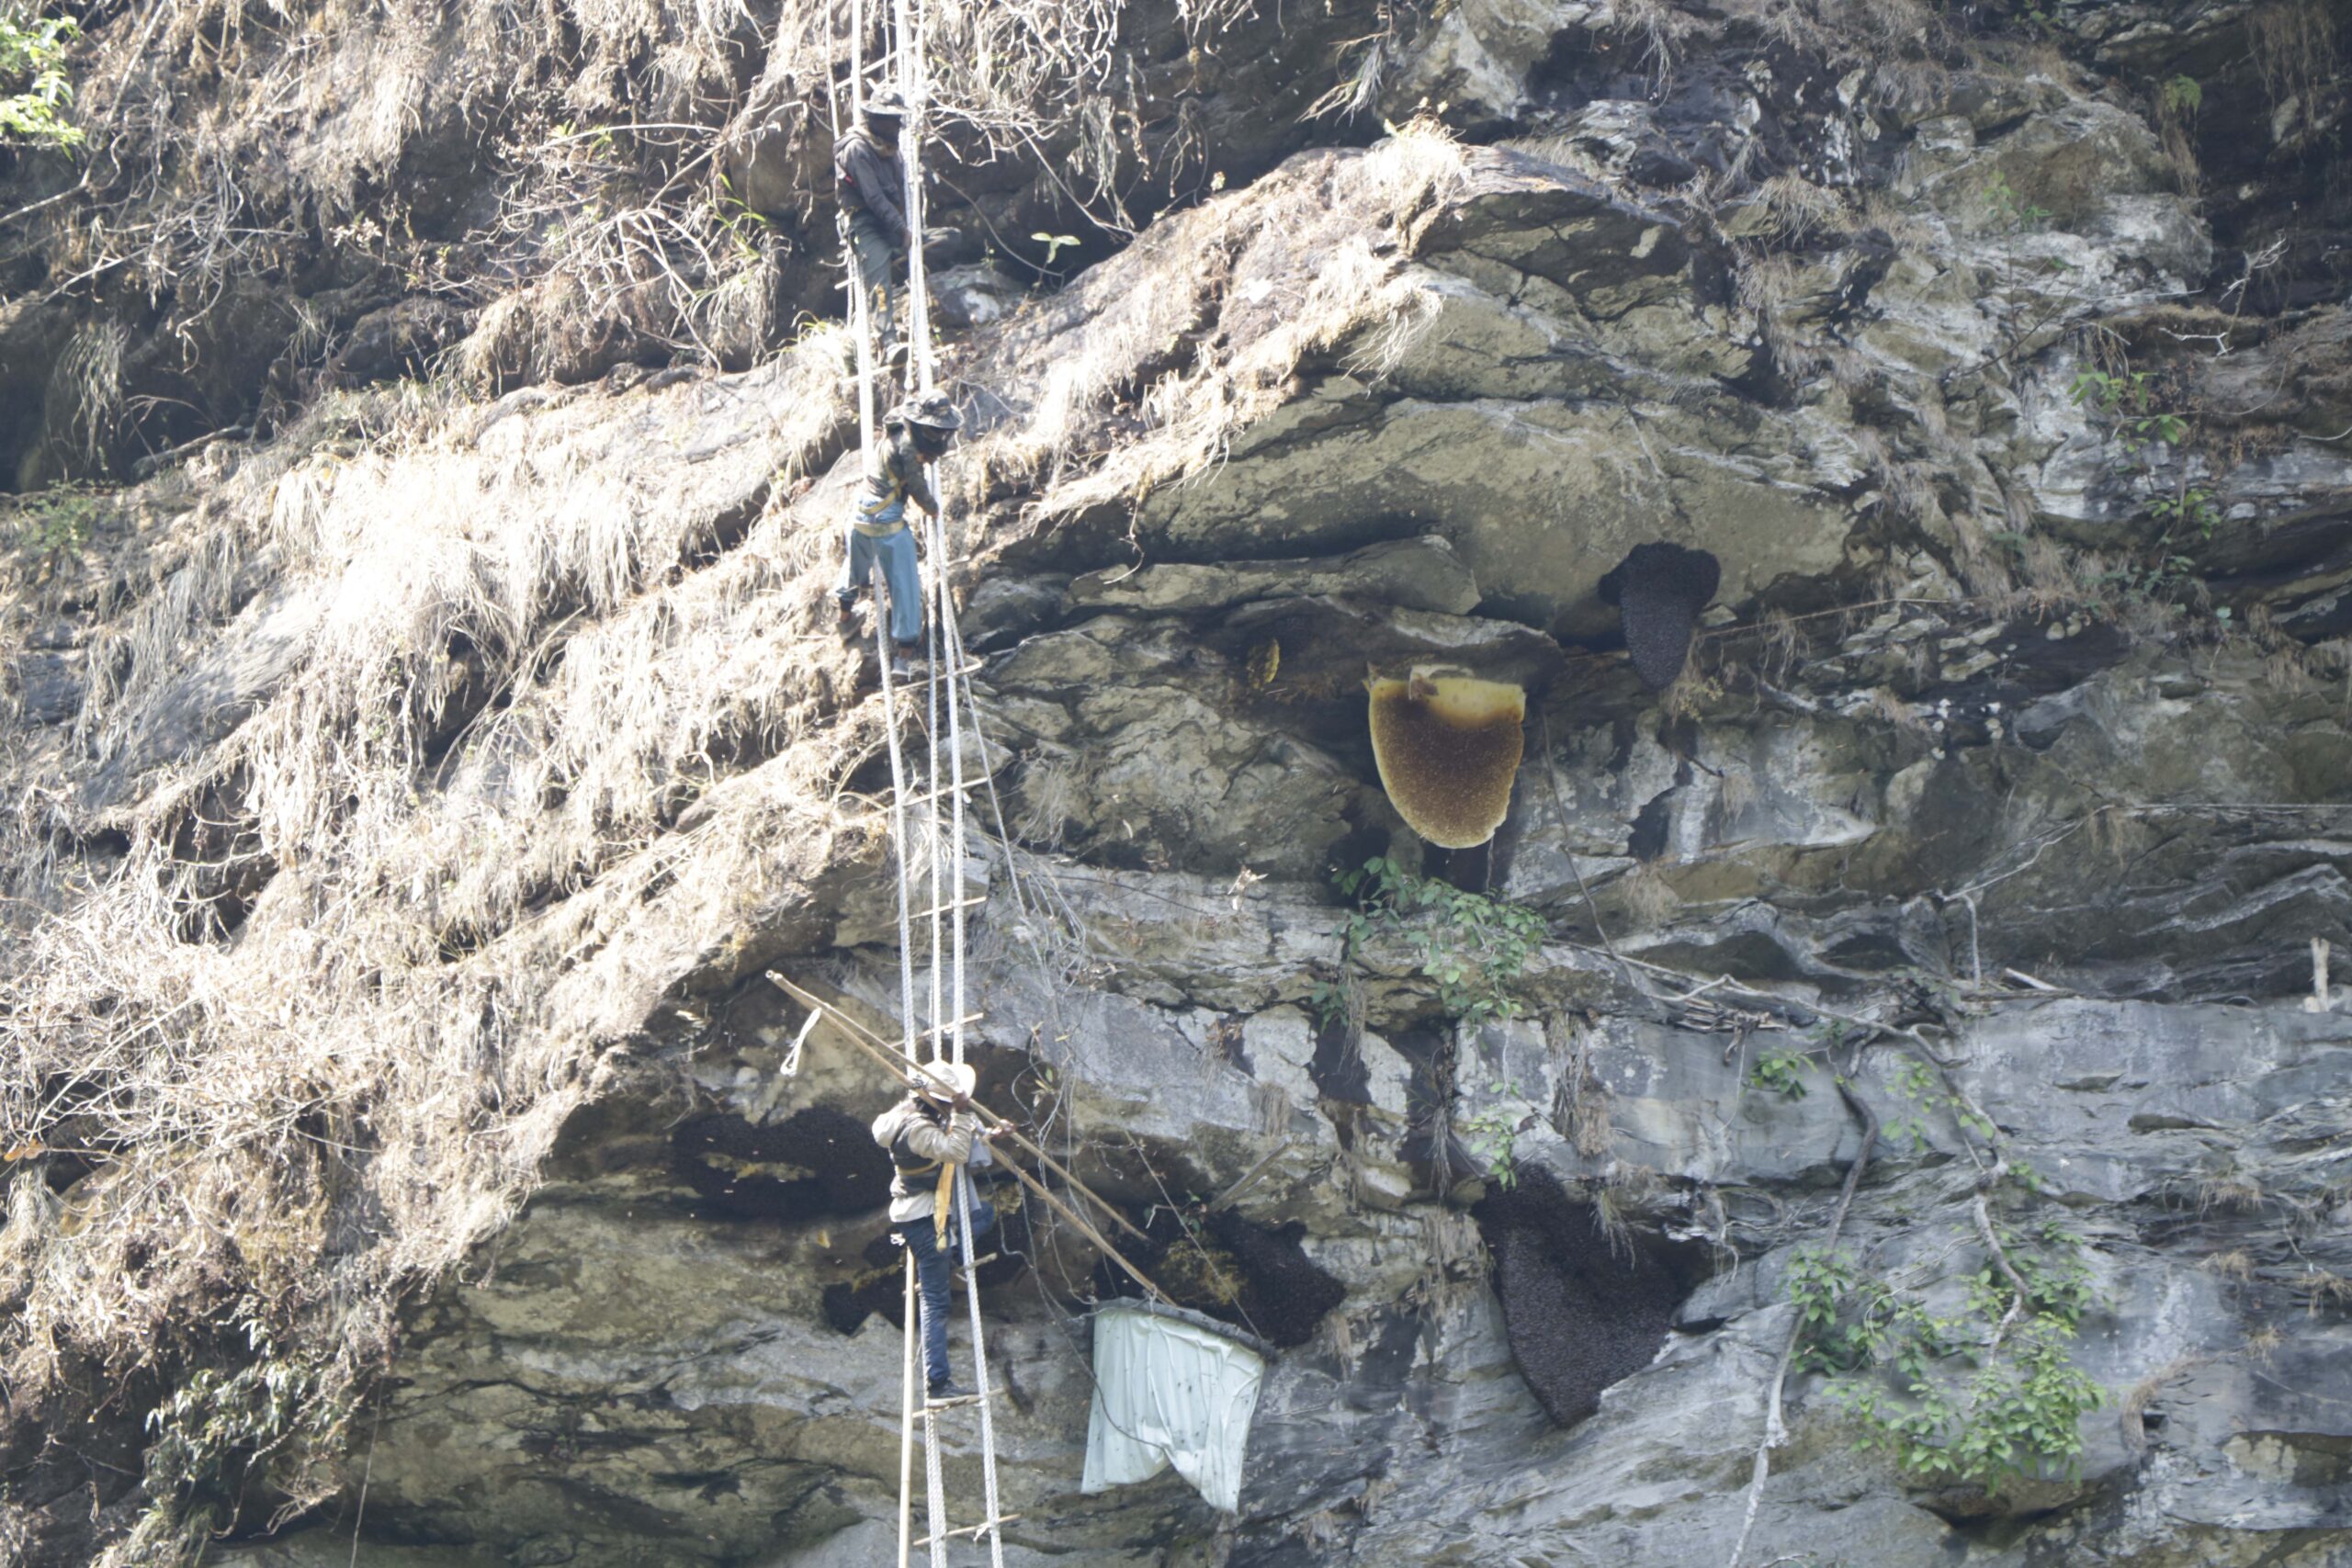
left=837, top=524, right=922, bottom=644
left=898, top=1196, right=997, bottom=1391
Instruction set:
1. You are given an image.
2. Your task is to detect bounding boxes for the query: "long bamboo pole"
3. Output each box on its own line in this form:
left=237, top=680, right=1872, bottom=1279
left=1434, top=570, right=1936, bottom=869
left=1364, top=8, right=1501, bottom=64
left=765, top=971, right=1154, bottom=1244
left=763, top=972, right=1171, bottom=1301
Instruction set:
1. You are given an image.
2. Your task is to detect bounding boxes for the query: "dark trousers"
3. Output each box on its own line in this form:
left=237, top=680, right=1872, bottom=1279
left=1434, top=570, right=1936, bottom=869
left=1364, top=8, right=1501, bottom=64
left=844, top=213, right=901, bottom=355
left=898, top=1196, right=997, bottom=1391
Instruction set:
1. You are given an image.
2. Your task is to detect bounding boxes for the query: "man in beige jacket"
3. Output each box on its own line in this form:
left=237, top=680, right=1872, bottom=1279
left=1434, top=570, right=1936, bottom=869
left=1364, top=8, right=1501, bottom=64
left=871, top=1062, right=1000, bottom=1400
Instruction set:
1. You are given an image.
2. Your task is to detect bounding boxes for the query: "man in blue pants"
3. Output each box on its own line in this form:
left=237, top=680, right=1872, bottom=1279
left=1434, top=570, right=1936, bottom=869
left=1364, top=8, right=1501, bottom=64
left=836, top=393, right=961, bottom=682
left=871, top=1061, right=999, bottom=1402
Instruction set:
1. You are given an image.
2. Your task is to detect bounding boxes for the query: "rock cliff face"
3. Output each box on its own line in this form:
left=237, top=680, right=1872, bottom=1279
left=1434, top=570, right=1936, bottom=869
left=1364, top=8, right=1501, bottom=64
left=5, top=2, right=2352, bottom=1566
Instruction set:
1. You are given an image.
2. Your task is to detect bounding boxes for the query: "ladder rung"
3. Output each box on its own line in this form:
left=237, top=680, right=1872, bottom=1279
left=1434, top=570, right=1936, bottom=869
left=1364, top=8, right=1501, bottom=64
left=902, top=775, right=998, bottom=807
left=913, top=894, right=989, bottom=919
left=920, top=1386, right=996, bottom=1411
left=912, top=1515, right=1020, bottom=1548
left=882, top=660, right=986, bottom=683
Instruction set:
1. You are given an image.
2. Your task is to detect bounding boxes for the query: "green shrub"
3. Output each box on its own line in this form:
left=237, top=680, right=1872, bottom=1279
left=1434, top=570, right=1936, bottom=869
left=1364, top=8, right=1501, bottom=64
left=3, top=483, right=101, bottom=580
left=1316, top=855, right=1546, bottom=1026
left=1789, top=1220, right=2104, bottom=1491
left=1, top=6, right=82, bottom=150
left=1457, top=1084, right=1527, bottom=1190
left=1749, top=1046, right=1814, bottom=1100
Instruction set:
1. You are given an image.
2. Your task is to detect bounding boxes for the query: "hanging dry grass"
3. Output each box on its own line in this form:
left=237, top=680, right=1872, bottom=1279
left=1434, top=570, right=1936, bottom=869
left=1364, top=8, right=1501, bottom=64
left=0, top=329, right=888, bottom=1555
left=7, top=0, right=1243, bottom=454
left=956, top=120, right=1469, bottom=526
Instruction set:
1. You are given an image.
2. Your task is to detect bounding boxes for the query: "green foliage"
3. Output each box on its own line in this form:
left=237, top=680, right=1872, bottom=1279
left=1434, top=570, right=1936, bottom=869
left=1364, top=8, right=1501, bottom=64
left=141, top=1308, right=350, bottom=1549
left=2148, top=480, right=2222, bottom=542
left=1458, top=1082, right=1526, bottom=1190
left=2160, top=74, right=2203, bottom=118
left=714, top=185, right=774, bottom=259
left=1, top=6, right=83, bottom=149
left=1327, top=856, right=1546, bottom=1025
left=1982, top=170, right=2051, bottom=232
left=1032, top=231, right=1081, bottom=266
left=1839, top=1313, right=2104, bottom=1488
left=1790, top=1219, right=2105, bottom=1491
left=1883, top=1055, right=1996, bottom=1152
left=2068, top=368, right=2190, bottom=454
left=1307, top=973, right=1351, bottom=1031
left=4, top=482, right=101, bottom=580
left=1976, top=171, right=2081, bottom=377
left=1749, top=1045, right=1814, bottom=1100
left=2009, top=1, right=2059, bottom=37
left=2067, top=359, right=2234, bottom=609
left=1786, top=1246, right=1876, bottom=1369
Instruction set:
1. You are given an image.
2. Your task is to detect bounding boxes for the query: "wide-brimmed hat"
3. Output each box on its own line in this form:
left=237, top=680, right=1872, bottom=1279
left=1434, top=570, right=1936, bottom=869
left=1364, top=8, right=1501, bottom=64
left=889, top=392, right=963, bottom=434
left=865, top=88, right=910, bottom=121
left=911, top=1060, right=978, bottom=1101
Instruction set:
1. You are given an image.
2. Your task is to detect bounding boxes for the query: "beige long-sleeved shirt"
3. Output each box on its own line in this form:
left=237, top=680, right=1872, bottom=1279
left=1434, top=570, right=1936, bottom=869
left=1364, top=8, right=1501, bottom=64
left=871, top=1098, right=988, bottom=1224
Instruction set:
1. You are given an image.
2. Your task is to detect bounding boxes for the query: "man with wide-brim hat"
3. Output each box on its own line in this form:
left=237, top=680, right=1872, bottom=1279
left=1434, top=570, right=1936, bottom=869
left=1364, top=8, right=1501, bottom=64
left=837, top=392, right=963, bottom=681
left=834, top=87, right=914, bottom=364
left=871, top=1056, right=1001, bottom=1401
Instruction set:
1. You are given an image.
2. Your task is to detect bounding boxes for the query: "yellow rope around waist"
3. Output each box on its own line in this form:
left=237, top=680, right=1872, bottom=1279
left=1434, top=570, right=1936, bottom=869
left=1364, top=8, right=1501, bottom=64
left=854, top=517, right=910, bottom=539
left=899, top=1154, right=958, bottom=1249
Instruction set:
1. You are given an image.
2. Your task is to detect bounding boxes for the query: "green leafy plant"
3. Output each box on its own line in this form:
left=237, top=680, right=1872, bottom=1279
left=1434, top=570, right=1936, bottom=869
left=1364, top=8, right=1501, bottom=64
left=4, top=482, right=101, bottom=581
left=1, top=6, right=81, bottom=150
left=1329, top=855, right=1546, bottom=1025
left=1883, top=1053, right=1996, bottom=1151
left=2159, top=73, right=2203, bottom=118
left=1308, top=974, right=1350, bottom=1031
left=1977, top=170, right=2083, bottom=377
left=141, top=1308, right=351, bottom=1549
left=2069, top=368, right=2190, bottom=454
left=2148, top=480, right=2222, bottom=541
left=1791, top=1219, right=2104, bottom=1491
left=1749, top=1046, right=1814, bottom=1100
left=2066, top=358, right=2235, bottom=608
left=1458, top=1082, right=1527, bottom=1190
left=1982, top=170, right=2051, bottom=233
left=714, top=185, right=775, bottom=259
left=1031, top=231, right=1081, bottom=266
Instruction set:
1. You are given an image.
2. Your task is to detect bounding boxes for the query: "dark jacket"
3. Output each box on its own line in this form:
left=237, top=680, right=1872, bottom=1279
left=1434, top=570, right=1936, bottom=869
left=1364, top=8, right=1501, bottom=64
left=855, top=425, right=942, bottom=531
left=834, top=126, right=910, bottom=248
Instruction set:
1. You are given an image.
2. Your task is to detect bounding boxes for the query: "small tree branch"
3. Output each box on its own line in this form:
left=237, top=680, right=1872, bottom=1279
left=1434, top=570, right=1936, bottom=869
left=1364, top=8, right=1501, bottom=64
left=1973, top=1190, right=2030, bottom=1358
left=1724, top=1043, right=1881, bottom=1568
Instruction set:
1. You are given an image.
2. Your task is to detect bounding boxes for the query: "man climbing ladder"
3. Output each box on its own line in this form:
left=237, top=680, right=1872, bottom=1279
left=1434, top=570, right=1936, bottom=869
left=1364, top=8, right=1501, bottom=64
left=873, top=1062, right=1000, bottom=1401
left=835, top=87, right=914, bottom=369
left=836, top=392, right=961, bottom=682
